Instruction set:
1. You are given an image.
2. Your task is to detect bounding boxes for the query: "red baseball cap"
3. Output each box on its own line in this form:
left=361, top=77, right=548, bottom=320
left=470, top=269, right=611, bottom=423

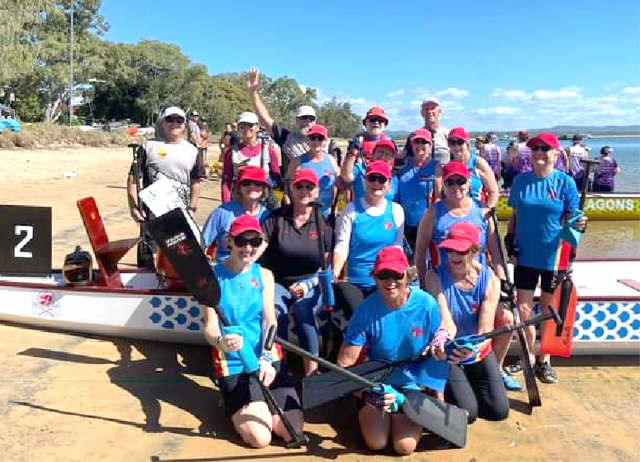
left=237, top=165, right=268, bottom=185
left=307, top=124, right=328, bottom=139
left=292, top=168, right=319, bottom=186
left=374, top=138, right=397, bottom=155
left=438, top=222, right=480, bottom=252
left=363, top=106, right=389, bottom=124
left=372, top=246, right=409, bottom=276
left=366, top=160, right=392, bottom=179
left=442, top=161, right=470, bottom=180
left=411, top=128, right=433, bottom=142
left=526, top=132, right=560, bottom=150
left=448, top=126, right=470, bottom=141
left=229, top=214, right=263, bottom=237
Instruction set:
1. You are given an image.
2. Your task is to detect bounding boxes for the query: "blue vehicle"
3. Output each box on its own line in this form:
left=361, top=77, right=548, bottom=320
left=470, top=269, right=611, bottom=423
left=0, top=104, right=22, bottom=133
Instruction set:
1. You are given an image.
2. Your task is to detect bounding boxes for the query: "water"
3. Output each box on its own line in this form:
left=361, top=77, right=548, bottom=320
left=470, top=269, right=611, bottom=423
left=491, top=136, right=640, bottom=261
left=494, top=135, right=640, bottom=192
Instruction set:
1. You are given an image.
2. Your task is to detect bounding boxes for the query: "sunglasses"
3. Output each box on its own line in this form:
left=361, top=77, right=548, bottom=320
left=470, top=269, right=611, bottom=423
left=366, top=174, right=388, bottom=184
left=367, top=117, right=386, bottom=124
left=238, top=122, right=256, bottom=129
left=308, top=135, right=325, bottom=141
left=233, top=235, right=263, bottom=248
left=164, top=116, right=185, bottom=124
left=240, top=180, right=265, bottom=188
left=448, top=139, right=466, bottom=146
left=298, top=115, right=316, bottom=122
left=446, top=248, right=471, bottom=256
left=445, top=178, right=467, bottom=187
left=412, top=139, right=431, bottom=145
left=531, top=145, right=553, bottom=153
left=294, top=182, right=316, bottom=191
left=375, top=270, right=404, bottom=281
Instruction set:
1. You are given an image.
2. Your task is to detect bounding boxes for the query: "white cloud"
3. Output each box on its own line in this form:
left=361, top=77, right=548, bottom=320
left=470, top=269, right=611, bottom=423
left=532, top=89, right=581, bottom=100
left=386, top=89, right=405, bottom=98
left=472, top=106, right=523, bottom=117
left=436, top=87, right=469, bottom=99
left=622, top=86, right=640, bottom=95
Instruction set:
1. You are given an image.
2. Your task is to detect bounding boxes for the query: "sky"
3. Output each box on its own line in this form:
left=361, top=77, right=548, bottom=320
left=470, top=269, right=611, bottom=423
left=99, top=0, right=640, bottom=132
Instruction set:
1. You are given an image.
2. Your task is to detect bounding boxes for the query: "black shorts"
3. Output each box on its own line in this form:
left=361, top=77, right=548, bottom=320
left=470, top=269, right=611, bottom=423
left=217, top=362, right=301, bottom=418
left=514, top=265, right=566, bottom=294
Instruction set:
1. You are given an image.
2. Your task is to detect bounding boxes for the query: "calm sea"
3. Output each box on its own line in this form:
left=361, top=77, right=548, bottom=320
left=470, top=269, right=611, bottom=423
left=494, top=135, right=640, bottom=261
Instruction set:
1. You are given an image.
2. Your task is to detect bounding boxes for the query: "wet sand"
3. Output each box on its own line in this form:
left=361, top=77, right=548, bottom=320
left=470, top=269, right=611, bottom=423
left=1, top=146, right=639, bottom=462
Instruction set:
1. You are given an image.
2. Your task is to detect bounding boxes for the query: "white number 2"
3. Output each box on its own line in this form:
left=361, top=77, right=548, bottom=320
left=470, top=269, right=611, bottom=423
left=14, top=225, right=33, bottom=258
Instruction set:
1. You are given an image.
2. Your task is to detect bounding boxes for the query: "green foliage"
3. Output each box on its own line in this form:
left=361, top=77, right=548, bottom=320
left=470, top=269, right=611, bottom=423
left=318, top=98, right=362, bottom=138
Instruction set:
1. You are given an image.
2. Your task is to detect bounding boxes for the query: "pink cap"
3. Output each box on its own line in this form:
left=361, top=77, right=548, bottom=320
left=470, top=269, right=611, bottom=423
left=308, top=124, right=328, bottom=139
left=229, top=214, right=263, bottom=237
left=411, top=128, right=433, bottom=142
left=442, top=161, right=470, bottom=180
left=438, top=222, right=480, bottom=252
left=363, top=106, right=389, bottom=124
left=448, top=126, right=470, bottom=141
left=237, top=165, right=268, bottom=184
left=292, top=168, right=319, bottom=186
left=372, top=246, right=409, bottom=276
left=374, top=138, right=397, bottom=155
left=526, top=132, right=560, bottom=150
left=366, top=160, right=392, bottom=179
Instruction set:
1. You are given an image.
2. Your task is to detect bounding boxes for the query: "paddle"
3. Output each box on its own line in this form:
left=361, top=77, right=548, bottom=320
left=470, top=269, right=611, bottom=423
left=487, top=207, right=542, bottom=408
left=540, top=158, right=599, bottom=357
left=128, top=143, right=153, bottom=269
left=302, top=309, right=560, bottom=410
left=276, top=337, right=469, bottom=449
left=146, top=209, right=307, bottom=448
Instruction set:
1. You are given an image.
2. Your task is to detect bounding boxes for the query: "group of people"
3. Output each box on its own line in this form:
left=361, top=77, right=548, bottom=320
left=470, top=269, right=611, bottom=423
left=126, top=72, right=590, bottom=453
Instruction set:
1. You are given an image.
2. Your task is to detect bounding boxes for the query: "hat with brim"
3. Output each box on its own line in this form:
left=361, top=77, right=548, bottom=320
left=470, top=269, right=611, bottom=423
left=296, top=105, right=316, bottom=118
left=229, top=214, right=263, bottom=237
left=526, top=132, right=560, bottom=150
left=237, top=112, right=259, bottom=125
left=411, top=128, right=433, bottom=142
left=237, top=165, right=268, bottom=185
left=292, top=168, right=319, bottom=187
left=438, top=222, right=480, bottom=252
left=448, top=126, right=470, bottom=141
left=372, top=246, right=409, bottom=276
left=159, top=106, right=186, bottom=120
left=442, top=161, right=470, bottom=180
left=363, top=106, right=389, bottom=125
left=366, top=160, right=392, bottom=179
left=307, top=124, right=328, bottom=139
left=374, top=139, right=397, bottom=155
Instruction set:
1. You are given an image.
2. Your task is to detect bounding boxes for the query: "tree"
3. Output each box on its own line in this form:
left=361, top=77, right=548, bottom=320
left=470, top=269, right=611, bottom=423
left=318, top=97, right=362, bottom=138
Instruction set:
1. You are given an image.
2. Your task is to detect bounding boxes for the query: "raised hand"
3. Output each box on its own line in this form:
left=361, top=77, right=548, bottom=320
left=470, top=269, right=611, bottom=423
left=247, top=66, right=260, bottom=93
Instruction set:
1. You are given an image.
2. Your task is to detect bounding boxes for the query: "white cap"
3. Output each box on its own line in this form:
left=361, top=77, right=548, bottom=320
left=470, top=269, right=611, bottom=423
left=237, top=112, right=259, bottom=125
left=421, top=97, right=441, bottom=106
left=191, top=110, right=199, bottom=116
left=296, top=105, right=316, bottom=118
left=159, top=106, right=186, bottom=120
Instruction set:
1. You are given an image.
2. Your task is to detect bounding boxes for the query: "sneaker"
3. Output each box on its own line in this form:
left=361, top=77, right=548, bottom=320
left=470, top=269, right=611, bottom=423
left=504, top=359, right=523, bottom=375
left=501, top=371, right=523, bottom=391
left=535, top=362, right=558, bottom=384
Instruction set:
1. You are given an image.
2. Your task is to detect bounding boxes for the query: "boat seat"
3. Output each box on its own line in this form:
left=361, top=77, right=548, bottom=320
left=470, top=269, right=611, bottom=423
left=77, top=197, right=141, bottom=288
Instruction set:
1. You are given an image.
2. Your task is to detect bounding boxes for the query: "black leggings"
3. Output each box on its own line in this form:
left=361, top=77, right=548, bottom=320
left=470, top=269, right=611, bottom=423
left=333, top=282, right=376, bottom=320
left=446, top=352, right=509, bottom=424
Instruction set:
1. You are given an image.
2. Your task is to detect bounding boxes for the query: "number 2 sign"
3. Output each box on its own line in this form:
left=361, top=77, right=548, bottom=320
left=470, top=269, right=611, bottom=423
left=0, top=205, right=52, bottom=275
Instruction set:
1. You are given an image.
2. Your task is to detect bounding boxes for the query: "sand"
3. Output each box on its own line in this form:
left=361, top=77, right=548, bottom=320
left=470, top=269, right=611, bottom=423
left=0, top=146, right=639, bottom=462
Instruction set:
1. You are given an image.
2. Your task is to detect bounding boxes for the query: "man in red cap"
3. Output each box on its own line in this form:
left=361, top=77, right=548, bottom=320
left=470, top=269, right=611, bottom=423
left=337, top=245, right=450, bottom=455
left=344, top=106, right=392, bottom=162
left=404, top=97, right=450, bottom=166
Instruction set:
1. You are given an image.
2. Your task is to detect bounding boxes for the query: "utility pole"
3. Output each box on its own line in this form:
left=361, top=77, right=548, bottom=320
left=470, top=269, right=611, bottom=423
left=69, top=0, right=74, bottom=125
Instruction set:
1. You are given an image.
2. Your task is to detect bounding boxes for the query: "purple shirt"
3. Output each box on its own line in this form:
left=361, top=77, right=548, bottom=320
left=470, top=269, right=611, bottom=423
left=593, top=156, right=618, bottom=188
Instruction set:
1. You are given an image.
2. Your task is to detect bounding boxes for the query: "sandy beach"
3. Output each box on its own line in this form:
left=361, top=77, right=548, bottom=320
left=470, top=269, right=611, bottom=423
left=0, top=146, right=639, bottom=462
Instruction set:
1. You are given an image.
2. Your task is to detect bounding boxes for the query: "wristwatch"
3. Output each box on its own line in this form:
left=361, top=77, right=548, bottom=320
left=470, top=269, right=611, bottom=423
left=188, top=206, right=197, bottom=212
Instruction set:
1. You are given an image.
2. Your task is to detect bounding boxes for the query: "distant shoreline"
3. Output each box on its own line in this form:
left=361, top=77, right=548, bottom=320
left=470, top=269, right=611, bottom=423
left=590, top=134, right=640, bottom=138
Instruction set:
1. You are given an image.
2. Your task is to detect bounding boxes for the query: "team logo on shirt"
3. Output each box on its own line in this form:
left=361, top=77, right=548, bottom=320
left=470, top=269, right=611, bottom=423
left=250, top=277, right=259, bottom=288
left=383, top=221, right=393, bottom=230
left=549, top=188, right=557, bottom=199
left=309, top=231, right=318, bottom=240
left=471, top=302, right=478, bottom=314
left=410, top=327, right=425, bottom=338
left=158, top=147, right=167, bottom=159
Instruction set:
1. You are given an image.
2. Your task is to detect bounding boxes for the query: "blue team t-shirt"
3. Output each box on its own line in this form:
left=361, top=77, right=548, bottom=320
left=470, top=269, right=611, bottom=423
left=202, top=201, right=270, bottom=262
left=395, top=157, right=438, bottom=227
left=344, top=288, right=449, bottom=392
left=509, top=170, right=579, bottom=270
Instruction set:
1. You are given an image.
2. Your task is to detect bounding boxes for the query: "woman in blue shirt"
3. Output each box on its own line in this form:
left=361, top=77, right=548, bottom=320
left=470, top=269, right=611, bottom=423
left=204, top=214, right=302, bottom=448
left=202, top=165, right=270, bottom=262
left=507, top=132, right=587, bottom=384
left=337, top=246, right=450, bottom=455
left=425, top=222, right=511, bottom=422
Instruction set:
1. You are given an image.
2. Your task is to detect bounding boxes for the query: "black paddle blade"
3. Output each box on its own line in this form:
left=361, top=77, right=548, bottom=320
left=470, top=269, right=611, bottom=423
left=515, top=326, right=542, bottom=408
left=302, top=360, right=394, bottom=410
left=403, top=391, right=468, bottom=449
left=146, top=208, right=221, bottom=308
